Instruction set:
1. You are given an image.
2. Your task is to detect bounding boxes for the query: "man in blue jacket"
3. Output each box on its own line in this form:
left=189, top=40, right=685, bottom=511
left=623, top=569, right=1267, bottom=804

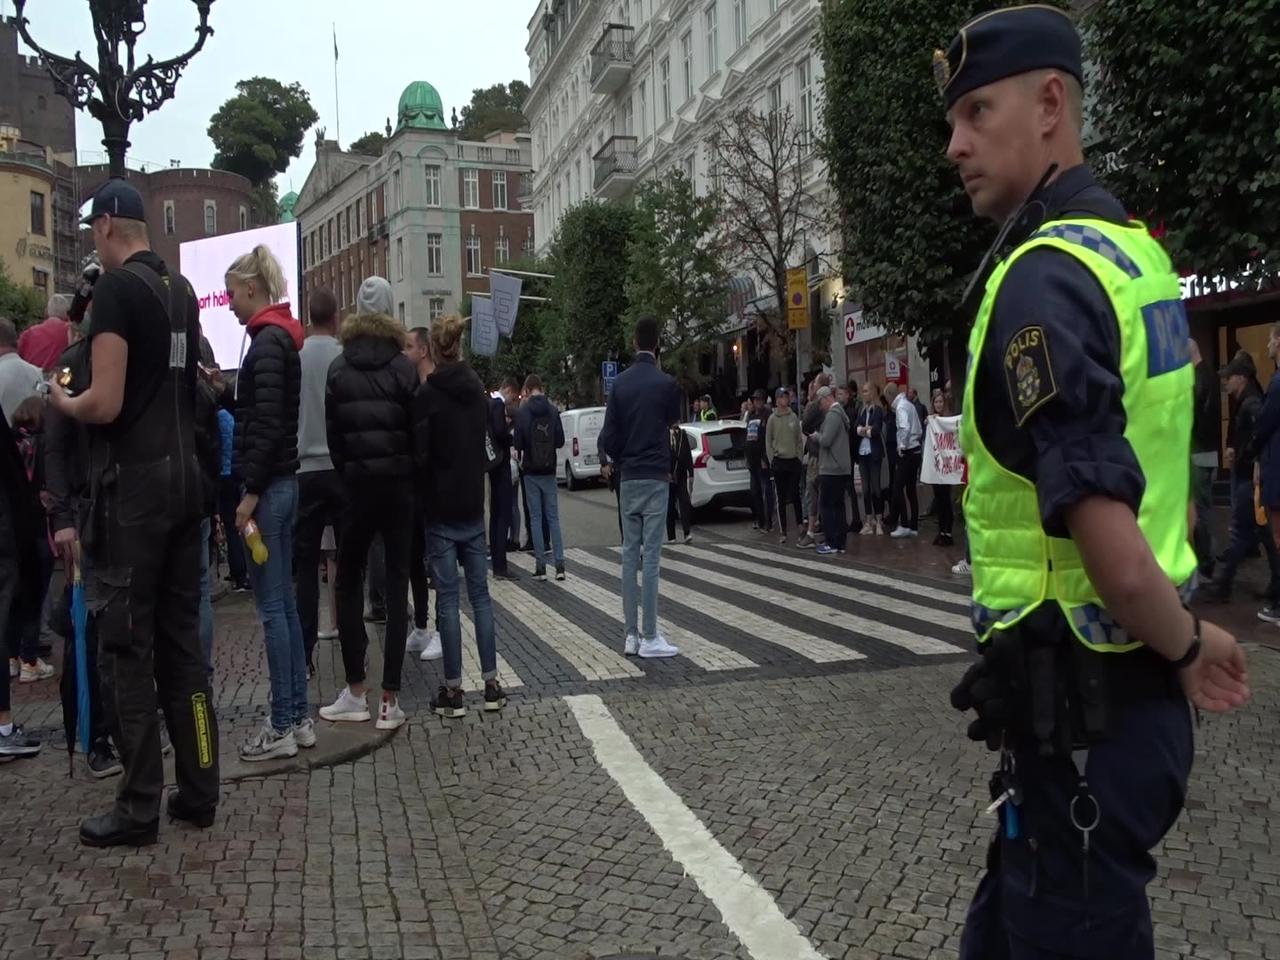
left=598, top=316, right=681, bottom=658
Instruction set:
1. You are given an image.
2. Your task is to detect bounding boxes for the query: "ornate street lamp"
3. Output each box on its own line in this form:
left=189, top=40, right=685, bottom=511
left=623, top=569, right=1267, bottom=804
left=14, top=0, right=215, bottom=178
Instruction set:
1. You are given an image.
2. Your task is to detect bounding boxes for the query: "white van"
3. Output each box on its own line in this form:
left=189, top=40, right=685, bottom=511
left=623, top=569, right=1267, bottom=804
left=556, top=406, right=607, bottom=490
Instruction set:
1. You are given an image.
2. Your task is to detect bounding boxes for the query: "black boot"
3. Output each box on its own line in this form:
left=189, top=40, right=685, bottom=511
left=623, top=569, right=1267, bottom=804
left=167, top=792, right=216, bottom=829
left=79, top=813, right=158, bottom=848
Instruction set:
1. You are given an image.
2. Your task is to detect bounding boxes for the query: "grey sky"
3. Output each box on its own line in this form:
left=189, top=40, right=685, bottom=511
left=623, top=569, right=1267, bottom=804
left=13, top=0, right=531, bottom=193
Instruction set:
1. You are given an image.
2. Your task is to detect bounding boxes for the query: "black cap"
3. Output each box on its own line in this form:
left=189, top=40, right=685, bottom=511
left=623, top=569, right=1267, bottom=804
left=752, top=388, right=766, bottom=400
left=934, top=4, right=1083, bottom=111
left=81, top=178, right=147, bottom=225
left=1220, top=356, right=1255, bottom=379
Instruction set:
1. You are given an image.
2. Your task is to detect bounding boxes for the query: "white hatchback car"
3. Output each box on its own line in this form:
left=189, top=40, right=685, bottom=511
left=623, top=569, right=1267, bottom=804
left=557, top=406, right=607, bottom=490
left=681, top=420, right=752, bottom=510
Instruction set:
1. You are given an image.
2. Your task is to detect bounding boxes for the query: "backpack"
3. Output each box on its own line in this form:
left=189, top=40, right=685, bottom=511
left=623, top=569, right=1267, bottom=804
left=528, top=410, right=557, bottom=473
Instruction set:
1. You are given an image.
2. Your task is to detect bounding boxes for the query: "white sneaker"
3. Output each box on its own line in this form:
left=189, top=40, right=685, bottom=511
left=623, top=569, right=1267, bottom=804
left=683, top=533, right=694, bottom=544
left=889, top=526, right=914, bottom=539
left=419, top=631, right=443, bottom=661
left=623, top=633, right=639, bottom=656
left=317, top=628, right=338, bottom=640
left=293, top=717, right=317, bottom=748
left=18, top=658, right=54, bottom=683
left=319, top=686, right=371, bottom=722
left=239, top=723, right=298, bottom=762
left=952, top=559, right=972, bottom=576
left=638, top=635, right=679, bottom=658
left=8, top=658, right=18, bottom=679
left=376, top=696, right=406, bottom=731
left=406, top=627, right=431, bottom=654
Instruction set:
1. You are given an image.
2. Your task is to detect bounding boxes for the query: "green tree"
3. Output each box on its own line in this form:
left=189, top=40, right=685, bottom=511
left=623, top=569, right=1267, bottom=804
left=250, top=180, right=279, bottom=225
left=208, top=78, right=319, bottom=186
left=819, top=0, right=1023, bottom=354
left=349, top=130, right=387, bottom=156
left=0, top=258, right=45, bottom=331
left=625, top=172, right=728, bottom=389
left=1087, top=0, right=1280, bottom=282
left=457, top=81, right=530, bottom=140
left=549, top=201, right=635, bottom=405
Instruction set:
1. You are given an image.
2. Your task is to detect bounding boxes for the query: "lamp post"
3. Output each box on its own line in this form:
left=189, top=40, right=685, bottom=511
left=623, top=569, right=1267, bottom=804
left=13, top=0, right=215, bottom=179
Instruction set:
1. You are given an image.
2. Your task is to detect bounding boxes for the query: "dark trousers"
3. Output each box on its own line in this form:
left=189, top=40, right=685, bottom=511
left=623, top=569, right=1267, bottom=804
left=845, top=473, right=863, bottom=530
left=892, top=447, right=922, bottom=530
left=935, top=484, right=955, bottom=536
left=410, top=502, right=431, bottom=630
left=961, top=697, right=1192, bottom=959
left=0, top=497, right=18, bottom=714
left=1191, top=464, right=1215, bottom=576
left=366, top=536, right=386, bottom=615
left=92, top=512, right=219, bottom=824
left=748, top=463, right=775, bottom=529
left=15, top=534, right=54, bottom=662
left=1215, top=473, right=1280, bottom=597
left=488, top=463, right=512, bottom=573
left=858, top=455, right=883, bottom=518
left=819, top=474, right=850, bottom=552
left=217, top=475, right=247, bottom=585
left=667, top=478, right=692, bottom=540
left=335, top=479, right=413, bottom=692
left=772, top=459, right=804, bottom=534
left=294, top=469, right=348, bottom=666
left=884, top=448, right=899, bottom=523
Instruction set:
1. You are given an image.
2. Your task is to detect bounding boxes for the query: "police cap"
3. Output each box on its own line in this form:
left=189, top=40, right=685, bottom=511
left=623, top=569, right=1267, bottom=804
left=934, top=4, right=1083, bottom=110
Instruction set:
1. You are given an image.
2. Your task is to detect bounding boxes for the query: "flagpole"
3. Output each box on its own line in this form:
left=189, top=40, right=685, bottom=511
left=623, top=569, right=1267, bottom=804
left=332, top=23, right=341, bottom=145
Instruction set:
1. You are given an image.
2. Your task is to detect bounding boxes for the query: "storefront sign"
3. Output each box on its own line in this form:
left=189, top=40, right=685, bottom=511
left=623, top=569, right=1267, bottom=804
left=15, top=237, right=53, bottom=262
left=843, top=309, right=860, bottom=346
left=786, top=267, right=809, bottom=330
left=885, top=354, right=908, bottom=384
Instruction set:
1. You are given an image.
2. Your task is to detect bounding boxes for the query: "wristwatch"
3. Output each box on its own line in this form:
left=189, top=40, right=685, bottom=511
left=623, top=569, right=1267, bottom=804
left=1170, top=614, right=1202, bottom=670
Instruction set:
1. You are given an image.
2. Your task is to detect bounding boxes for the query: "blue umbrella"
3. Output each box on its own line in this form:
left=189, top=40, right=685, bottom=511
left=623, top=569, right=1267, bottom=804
left=71, top=561, right=90, bottom=757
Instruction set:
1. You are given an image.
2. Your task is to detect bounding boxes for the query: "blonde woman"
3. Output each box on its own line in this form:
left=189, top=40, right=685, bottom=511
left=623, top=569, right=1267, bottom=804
left=225, top=244, right=309, bottom=761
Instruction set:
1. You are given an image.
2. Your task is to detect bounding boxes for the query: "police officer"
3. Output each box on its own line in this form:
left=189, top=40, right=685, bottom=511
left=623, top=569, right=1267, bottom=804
left=49, top=180, right=219, bottom=846
left=938, top=7, right=1250, bottom=957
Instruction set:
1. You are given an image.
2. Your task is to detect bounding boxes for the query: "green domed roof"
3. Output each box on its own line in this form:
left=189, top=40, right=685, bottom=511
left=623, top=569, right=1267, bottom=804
left=397, top=81, right=447, bottom=131
left=278, top=191, right=298, bottom=223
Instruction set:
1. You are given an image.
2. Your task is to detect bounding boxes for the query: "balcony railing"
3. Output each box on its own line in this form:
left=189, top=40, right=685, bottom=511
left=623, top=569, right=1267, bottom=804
left=592, top=135, right=638, bottom=197
left=590, top=23, right=635, bottom=94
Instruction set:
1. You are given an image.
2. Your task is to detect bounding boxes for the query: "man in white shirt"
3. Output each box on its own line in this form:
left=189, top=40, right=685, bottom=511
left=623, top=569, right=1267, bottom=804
left=885, top=382, right=923, bottom=538
left=0, top=318, right=42, bottom=426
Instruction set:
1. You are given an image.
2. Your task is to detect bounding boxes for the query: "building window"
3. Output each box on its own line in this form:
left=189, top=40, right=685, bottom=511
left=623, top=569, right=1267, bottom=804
left=308, top=232, right=315, bottom=267
left=428, top=297, right=445, bottom=321
left=32, top=268, right=49, bottom=296
left=733, top=0, right=747, bottom=48
left=355, top=198, right=364, bottom=235
left=29, top=190, right=46, bottom=235
left=682, top=154, right=695, bottom=185
left=424, top=165, right=441, bottom=207
left=456, top=143, right=465, bottom=159
left=164, top=200, right=176, bottom=236
left=492, top=170, right=508, bottom=210
left=495, top=234, right=510, bottom=265
left=327, top=220, right=333, bottom=257
left=426, top=233, right=443, bottom=275
left=705, top=4, right=718, bottom=73
left=638, top=80, right=648, bottom=138
left=769, top=0, right=779, bottom=12
left=659, top=59, right=671, bottom=122
left=396, top=237, right=404, bottom=280
left=797, top=57, right=814, bottom=151
left=204, top=200, right=216, bottom=235
left=466, top=234, right=482, bottom=276
left=522, top=227, right=534, bottom=256
left=767, top=79, right=782, bottom=118
left=681, top=31, right=693, bottom=102
left=463, top=169, right=480, bottom=209
left=505, top=148, right=520, bottom=163
left=393, top=169, right=401, bottom=211
left=622, top=94, right=634, bottom=136
left=239, top=206, right=248, bottom=230
left=398, top=302, right=405, bottom=323
left=478, top=146, right=493, bottom=162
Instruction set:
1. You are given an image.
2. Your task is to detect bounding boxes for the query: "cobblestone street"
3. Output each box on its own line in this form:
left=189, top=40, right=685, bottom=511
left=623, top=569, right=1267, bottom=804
left=2, top=489, right=1277, bottom=960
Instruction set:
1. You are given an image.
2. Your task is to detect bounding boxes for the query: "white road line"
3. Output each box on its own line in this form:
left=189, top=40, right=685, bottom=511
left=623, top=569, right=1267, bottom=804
left=570, top=549, right=863, bottom=664
left=510, top=553, right=756, bottom=672
left=681, top=544, right=972, bottom=633
left=487, top=576, right=644, bottom=681
left=713, top=540, right=970, bottom=609
left=565, top=695, right=828, bottom=960
left=613, top=548, right=961, bottom=656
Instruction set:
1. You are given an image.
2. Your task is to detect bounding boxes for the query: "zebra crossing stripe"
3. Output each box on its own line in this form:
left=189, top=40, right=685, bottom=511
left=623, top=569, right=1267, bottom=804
left=571, top=549, right=864, bottom=664
left=712, top=541, right=969, bottom=609
left=619, top=549, right=962, bottom=656
left=681, top=544, right=971, bottom=633
left=460, top=613, right=525, bottom=690
left=487, top=575, right=645, bottom=681
left=511, top=554, right=757, bottom=672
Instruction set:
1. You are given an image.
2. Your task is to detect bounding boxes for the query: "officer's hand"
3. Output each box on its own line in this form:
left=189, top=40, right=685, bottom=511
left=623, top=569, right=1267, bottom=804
left=1180, top=621, right=1250, bottom=713
left=950, top=659, right=1009, bottom=751
left=1225, top=448, right=1236, bottom=469
left=53, top=527, right=78, bottom=573
left=601, top=463, right=613, bottom=481
left=235, top=493, right=259, bottom=533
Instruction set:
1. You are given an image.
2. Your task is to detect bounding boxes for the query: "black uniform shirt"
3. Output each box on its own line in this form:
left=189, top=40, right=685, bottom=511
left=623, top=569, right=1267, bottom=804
left=972, top=164, right=1146, bottom=539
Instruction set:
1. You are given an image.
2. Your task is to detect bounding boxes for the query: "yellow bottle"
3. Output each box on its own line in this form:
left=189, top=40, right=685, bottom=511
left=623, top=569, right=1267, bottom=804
left=243, top=519, right=269, bottom=565
left=1255, top=484, right=1268, bottom=527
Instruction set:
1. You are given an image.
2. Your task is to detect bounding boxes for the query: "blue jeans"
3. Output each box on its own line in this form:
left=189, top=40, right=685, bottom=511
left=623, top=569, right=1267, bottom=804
left=525, top=473, right=564, bottom=565
left=246, top=478, right=308, bottom=731
left=428, top=520, right=497, bottom=688
left=199, top=516, right=213, bottom=675
left=1216, top=473, right=1280, bottom=596
left=620, top=479, right=668, bottom=641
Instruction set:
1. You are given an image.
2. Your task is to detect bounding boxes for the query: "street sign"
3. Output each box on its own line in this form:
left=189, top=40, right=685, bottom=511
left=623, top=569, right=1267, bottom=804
left=843, top=311, right=859, bottom=346
left=786, top=267, right=809, bottom=330
left=886, top=354, right=908, bottom=384
left=602, top=360, right=619, bottom=397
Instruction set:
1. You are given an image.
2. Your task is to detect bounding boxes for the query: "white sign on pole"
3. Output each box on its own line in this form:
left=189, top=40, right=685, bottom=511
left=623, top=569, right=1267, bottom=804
left=490, top=271, right=523, bottom=337
left=470, top=298, right=499, bottom=357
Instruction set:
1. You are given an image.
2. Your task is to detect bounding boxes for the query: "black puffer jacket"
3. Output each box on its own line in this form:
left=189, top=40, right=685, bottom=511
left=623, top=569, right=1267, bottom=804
left=325, top=311, right=418, bottom=483
left=233, top=303, right=303, bottom=494
left=413, top=359, right=489, bottom=526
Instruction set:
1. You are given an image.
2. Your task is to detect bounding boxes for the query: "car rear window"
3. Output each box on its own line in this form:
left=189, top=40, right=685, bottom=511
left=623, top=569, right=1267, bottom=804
left=704, top=429, right=745, bottom=458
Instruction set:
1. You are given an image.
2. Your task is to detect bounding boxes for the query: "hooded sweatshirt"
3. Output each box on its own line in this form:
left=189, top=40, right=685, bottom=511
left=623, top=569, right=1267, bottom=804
left=514, top=393, right=566, bottom=476
left=818, top=401, right=852, bottom=476
left=233, top=302, right=303, bottom=493
left=298, top=330, right=343, bottom=473
left=765, top=406, right=803, bottom=462
left=325, top=312, right=418, bottom=484
left=413, top=359, right=491, bottom=526
left=17, top=316, right=71, bottom=371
